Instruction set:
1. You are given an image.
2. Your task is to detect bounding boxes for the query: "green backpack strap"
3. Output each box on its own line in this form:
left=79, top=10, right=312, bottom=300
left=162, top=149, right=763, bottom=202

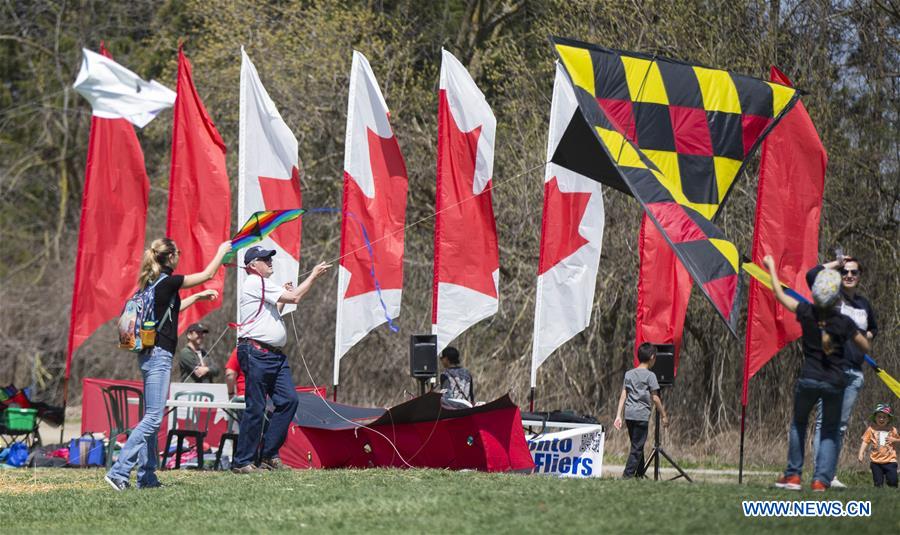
left=156, top=292, right=177, bottom=332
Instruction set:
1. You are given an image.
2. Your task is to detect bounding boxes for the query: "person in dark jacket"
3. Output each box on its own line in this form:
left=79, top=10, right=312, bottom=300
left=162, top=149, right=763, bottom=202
left=765, top=255, right=870, bottom=491
left=178, top=323, right=222, bottom=383
left=439, top=346, right=475, bottom=407
left=808, top=256, right=877, bottom=488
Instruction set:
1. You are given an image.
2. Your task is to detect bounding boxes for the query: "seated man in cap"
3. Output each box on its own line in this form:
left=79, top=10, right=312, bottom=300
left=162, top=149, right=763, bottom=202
left=232, top=245, right=330, bottom=473
left=178, top=322, right=222, bottom=383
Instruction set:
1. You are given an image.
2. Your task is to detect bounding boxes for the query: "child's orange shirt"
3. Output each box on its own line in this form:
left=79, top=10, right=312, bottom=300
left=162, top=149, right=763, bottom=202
left=861, top=425, right=900, bottom=464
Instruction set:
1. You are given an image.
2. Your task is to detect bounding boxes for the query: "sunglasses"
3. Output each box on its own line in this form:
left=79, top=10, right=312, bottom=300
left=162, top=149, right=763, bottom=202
left=840, top=269, right=860, bottom=277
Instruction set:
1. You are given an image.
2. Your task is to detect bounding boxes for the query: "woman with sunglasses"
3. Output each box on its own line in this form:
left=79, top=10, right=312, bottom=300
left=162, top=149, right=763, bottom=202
left=807, top=255, right=878, bottom=488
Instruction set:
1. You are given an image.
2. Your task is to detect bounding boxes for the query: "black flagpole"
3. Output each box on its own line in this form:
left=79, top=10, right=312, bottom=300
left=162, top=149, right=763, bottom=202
left=59, top=376, right=70, bottom=444
left=739, top=403, right=746, bottom=484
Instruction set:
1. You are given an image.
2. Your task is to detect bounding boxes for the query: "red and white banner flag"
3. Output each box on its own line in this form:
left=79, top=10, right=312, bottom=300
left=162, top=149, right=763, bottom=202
left=238, top=48, right=302, bottom=315
left=333, top=51, right=408, bottom=385
left=167, top=46, right=231, bottom=334
left=66, top=45, right=173, bottom=378
left=432, top=49, right=499, bottom=351
left=530, top=64, right=605, bottom=387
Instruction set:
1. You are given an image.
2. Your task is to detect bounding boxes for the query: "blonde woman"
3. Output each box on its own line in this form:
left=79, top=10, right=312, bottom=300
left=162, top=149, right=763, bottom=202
left=105, top=238, right=231, bottom=491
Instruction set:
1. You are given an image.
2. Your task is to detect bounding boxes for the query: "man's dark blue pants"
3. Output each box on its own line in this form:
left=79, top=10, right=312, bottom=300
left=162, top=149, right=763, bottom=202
left=234, top=342, right=299, bottom=467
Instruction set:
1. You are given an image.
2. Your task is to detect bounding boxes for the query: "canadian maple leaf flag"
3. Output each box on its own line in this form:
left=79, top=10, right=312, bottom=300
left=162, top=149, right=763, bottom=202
left=432, top=49, right=499, bottom=351
left=238, top=48, right=302, bottom=315
left=530, top=63, right=605, bottom=387
left=333, top=51, right=409, bottom=385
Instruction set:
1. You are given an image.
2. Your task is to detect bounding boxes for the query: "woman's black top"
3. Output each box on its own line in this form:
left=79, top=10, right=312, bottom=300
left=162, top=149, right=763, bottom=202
left=795, top=302, right=856, bottom=387
left=806, top=264, right=877, bottom=370
left=150, top=267, right=184, bottom=354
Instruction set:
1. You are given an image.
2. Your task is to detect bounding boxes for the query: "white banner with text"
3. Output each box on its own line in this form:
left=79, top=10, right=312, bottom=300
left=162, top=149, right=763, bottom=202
left=526, top=425, right=604, bottom=478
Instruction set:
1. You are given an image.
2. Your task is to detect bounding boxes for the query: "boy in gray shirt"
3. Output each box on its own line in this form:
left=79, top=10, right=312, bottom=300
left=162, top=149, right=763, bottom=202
left=614, top=343, right=669, bottom=478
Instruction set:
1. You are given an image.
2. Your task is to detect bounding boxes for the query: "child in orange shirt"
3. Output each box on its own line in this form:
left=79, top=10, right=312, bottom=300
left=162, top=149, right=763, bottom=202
left=857, top=404, right=899, bottom=488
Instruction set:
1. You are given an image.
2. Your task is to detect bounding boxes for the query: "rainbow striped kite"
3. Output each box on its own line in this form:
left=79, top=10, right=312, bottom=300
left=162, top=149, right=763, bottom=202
left=744, top=261, right=899, bottom=399
left=225, top=209, right=306, bottom=262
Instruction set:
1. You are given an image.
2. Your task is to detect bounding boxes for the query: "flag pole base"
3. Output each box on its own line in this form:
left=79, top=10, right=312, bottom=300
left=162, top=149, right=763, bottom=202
left=59, top=376, right=70, bottom=445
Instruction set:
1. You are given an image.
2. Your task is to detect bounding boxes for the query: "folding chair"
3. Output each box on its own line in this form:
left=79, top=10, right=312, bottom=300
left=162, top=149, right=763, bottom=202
left=101, top=386, right=144, bottom=469
left=0, top=408, right=42, bottom=449
left=213, top=396, right=243, bottom=470
left=162, top=391, right=213, bottom=470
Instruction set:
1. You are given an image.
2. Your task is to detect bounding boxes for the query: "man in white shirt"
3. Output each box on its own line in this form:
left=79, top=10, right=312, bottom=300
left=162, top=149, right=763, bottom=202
left=232, top=246, right=330, bottom=473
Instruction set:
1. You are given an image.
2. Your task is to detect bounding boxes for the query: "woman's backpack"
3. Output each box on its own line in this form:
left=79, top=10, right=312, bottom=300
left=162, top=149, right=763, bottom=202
left=116, top=274, right=171, bottom=353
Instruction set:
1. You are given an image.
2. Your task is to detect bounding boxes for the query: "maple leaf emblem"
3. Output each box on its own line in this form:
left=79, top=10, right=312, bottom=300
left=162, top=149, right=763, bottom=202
left=258, top=165, right=302, bottom=260
left=538, top=177, right=592, bottom=275
left=433, top=89, right=499, bottom=302
left=341, top=128, right=408, bottom=298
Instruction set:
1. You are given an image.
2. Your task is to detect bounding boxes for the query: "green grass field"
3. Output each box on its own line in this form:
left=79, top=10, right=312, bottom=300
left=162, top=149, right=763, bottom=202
left=1, top=468, right=897, bottom=533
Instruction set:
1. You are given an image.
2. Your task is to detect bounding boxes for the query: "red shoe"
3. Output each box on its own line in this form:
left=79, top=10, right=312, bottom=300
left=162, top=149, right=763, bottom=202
left=775, top=474, right=802, bottom=490
left=811, top=480, right=828, bottom=492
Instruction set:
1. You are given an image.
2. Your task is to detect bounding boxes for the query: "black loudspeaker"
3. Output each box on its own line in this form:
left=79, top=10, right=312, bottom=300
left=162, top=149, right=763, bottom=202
left=651, top=344, right=676, bottom=386
left=410, top=335, right=438, bottom=378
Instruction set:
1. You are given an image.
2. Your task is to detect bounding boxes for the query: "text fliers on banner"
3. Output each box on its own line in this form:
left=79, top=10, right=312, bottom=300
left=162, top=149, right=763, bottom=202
left=526, top=425, right=604, bottom=478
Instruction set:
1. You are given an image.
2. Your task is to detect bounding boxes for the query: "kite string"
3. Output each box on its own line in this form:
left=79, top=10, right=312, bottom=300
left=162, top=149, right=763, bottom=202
left=205, top=325, right=230, bottom=356
left=218, top=161, right=544, bottom=468
left=225, top=160, right=545, bottom=316
left=344, top=209, right=400, bottom=332
left=297, top=159, right=547, bottom=280
left=289, top=311, right=447, bottom=469
left=306, top=207, right=399, bottom=333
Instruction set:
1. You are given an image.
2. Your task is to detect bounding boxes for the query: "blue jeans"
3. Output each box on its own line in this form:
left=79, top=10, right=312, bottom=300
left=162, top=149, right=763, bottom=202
left=785, top=377, right=844, bottom=483
left=233, top=343, right=299, bottom=467
left=813, top=367, right=864, bottom=462
left=107, top=347, right=171, bottom=487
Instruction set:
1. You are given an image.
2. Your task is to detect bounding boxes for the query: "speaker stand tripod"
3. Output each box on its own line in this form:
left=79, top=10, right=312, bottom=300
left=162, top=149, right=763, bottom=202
left=416, top=377, right=431, bottom=397
left=640, top=393, right=692, bottom=482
